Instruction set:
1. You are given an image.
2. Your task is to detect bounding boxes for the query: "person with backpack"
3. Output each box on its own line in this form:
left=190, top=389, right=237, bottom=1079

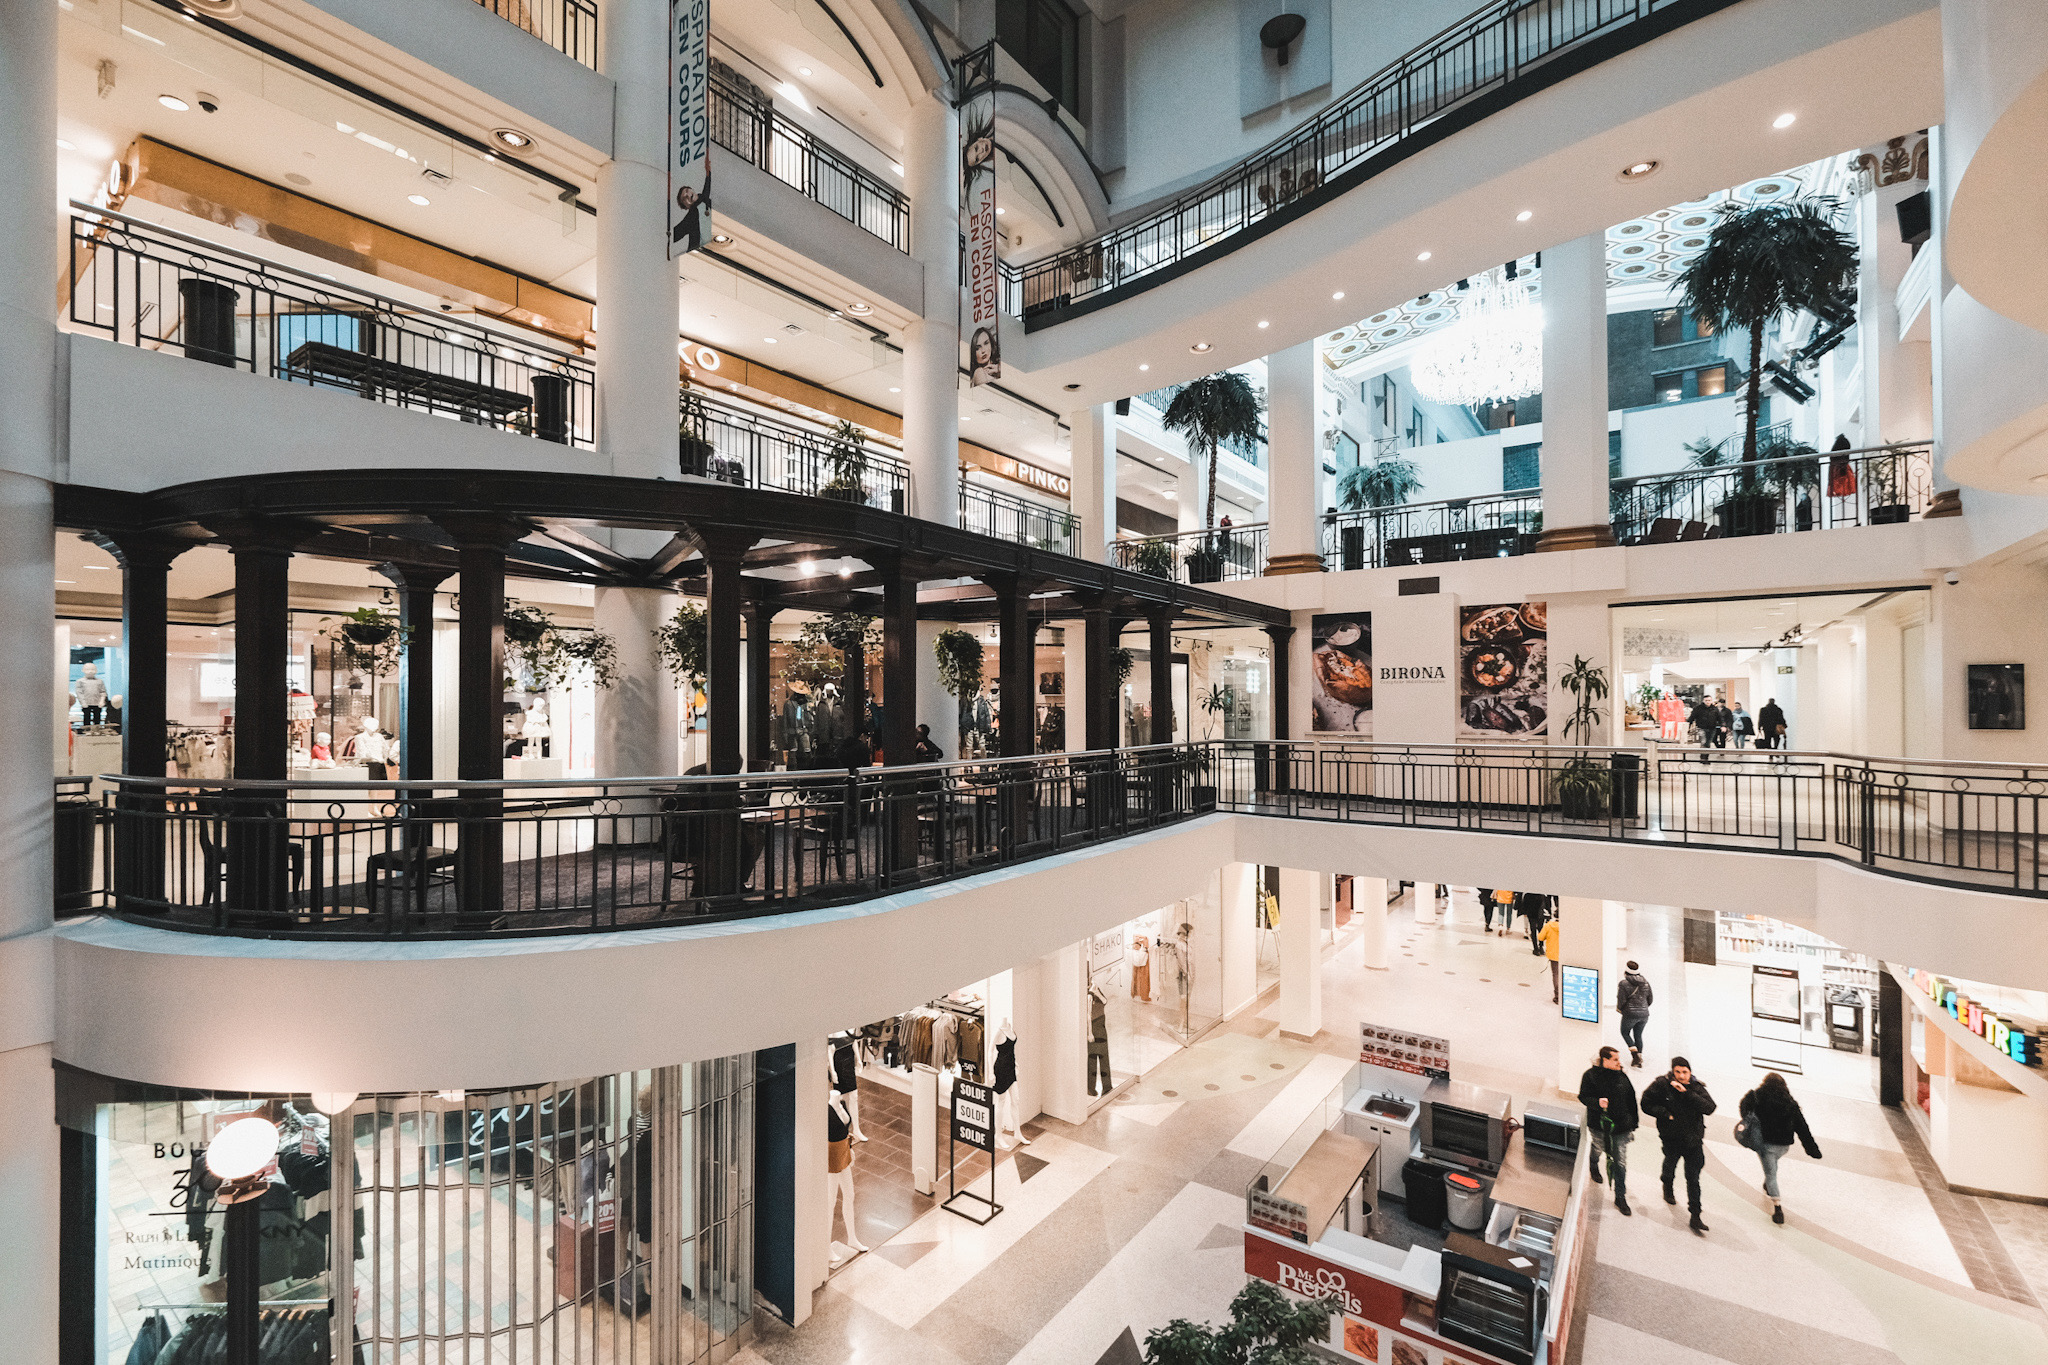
left=1738, top=1071, right=1823, bottom=1224
left=1616, top=961, right=1654, bottom=1068
left=1578, top=1046, right=1639, bottom=1215
left=1640, top=1057, right=1716, bottom=1234
left=1520, top=891, right=1549, bottom=956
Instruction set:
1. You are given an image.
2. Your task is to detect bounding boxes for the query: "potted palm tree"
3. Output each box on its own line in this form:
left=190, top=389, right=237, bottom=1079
left=1335, top=454, right=1425, bottom=567
left=1161, top=372, right=1265, bottom=582
left=820, top=419, right=870, bottom=504
left=1554, top=653, right=1613, bottom=820
left=1676, top=197, right=1857, bottom=532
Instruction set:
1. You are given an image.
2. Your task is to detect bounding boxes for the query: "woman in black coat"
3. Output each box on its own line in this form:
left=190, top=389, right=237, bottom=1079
left=1739, top=1071, right=1823, bottom=1224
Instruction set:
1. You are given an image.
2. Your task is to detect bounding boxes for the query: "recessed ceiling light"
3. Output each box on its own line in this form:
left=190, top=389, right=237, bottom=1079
left=56, top=138, right=75, bottom=150
left=1190, top=341, right=1212, bottom=353
left=1063, top=382, right=1081, bottom=390
left=285, top=172, right=311, bottom=186
left=1619, top=160, right=1660, bottom=180
left=838, top=566, right=852, bottom=578
left=846, top=301, right=872, bottom=315
left=711, top=232, right=733, bottom=244
left=799, top=560, right=817, bottom=575
left=889, top=162, right=904, bottom=175
left=1139, top=363, right=1150, bottom=371
left=763, top=336, right=776, bottom=343
left=1257, top=320, right=1270, bottom=329
left=55, top=580, right=74, bottom=585
left=408, top=194, right=430, bottom=206
left=489, top=127, right=534, bottom=152
left=158, top=95, right=190, bottom=111
left=1772, top=112, right=1796, bottom=129
left=888, top=386, right=901, bottom=392
left=995, top=206, right=1005, bottom=216
left=83, top=565, right=112, bottom=571
left=1417, top=251, right=1431, bottom=261
left=1516, top=210, right=1532, bottom=222
left=1332, top=291, right=1345, bottom=300
left=798, top=66, right=813, bottom=77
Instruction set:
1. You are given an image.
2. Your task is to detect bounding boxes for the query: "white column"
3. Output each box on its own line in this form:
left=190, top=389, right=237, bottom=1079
left=915, top=620, right=960, bottom=759
left=1355, top=875, right=1389, bottom=969
left=1037, top=941, right=1090, bottom=1125
left=1537, top=233, right=1614, bottom=548
left=596, top=0, right=681, bottom=485
left=1067, top=405, right=1116, bottom=562
left=791, top=1038, right=829, bottom=1326
left=1176, top=458, right=1205, bottom=534
left=1219, top=862, right=1258, bottom=1016
left=594, top=587, right=680, bottom=776
left=903, top=92, right=961, bottom=526
left=0, top=0, right=59, bottom=1356
left=1277, top=865, right=1322, bottom=1039
left=1555, top=896, right=1620, bottom=1093
left=1264, top=339, right=1325, bottom=574
left=1060, top=621, right=1088, bottom=750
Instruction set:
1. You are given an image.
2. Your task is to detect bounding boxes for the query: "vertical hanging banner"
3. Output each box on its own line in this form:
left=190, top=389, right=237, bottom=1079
left=958, top=44, right=1000, bottom=385
left=669, top=0, right=712, bottom=258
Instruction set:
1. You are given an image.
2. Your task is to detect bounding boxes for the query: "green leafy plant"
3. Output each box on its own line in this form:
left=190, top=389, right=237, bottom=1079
left=555, top=630, right=619, bottom=690
left=1130, top=538, right=1177, bottom=579
left=1336, top=453, right=1425, bottom=510
left=820, top=419, right=870, bottom=502
left=1635, top=680, right=1661, bottom=716
left=1139, top=1280, right=1335, bottom=1365
left=653, top=601, right=708, bottom=688
left=1110, top=646, right=1135, bottom=687
left=501, top=601, right=617, bottom=690
left=1676, top=197, right=1858, bottom=466
left=1555, top=653, right=1612, bottom=818
left=1160, top=371, right=1266, bottom=532
left=784, top=612, right=881, bottom=692
left=933, top=627, right=985, bottom=698
left=1198, top=682, right=1237, bottom=739
left=317, top=606, right=410, bottom=677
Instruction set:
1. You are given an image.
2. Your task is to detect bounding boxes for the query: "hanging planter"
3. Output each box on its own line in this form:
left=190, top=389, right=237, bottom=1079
left=653, top=602, right=709, bottom=689
left=318, top=607, right=410, bottom=678
left=1110, top=647, right=1135, bottom=687
left=501, top=601, right=618, bottom=690
left=933, top=627, right=985, bottom=698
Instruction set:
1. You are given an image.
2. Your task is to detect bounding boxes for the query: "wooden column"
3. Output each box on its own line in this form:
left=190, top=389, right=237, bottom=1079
left=991, top=576, right=1036, bottom=757
left=1083, top=603, right=1120, bottom=751
left=743, top=601, right=780, bottom=771
left=95, top=533, right=187, bottom=777
left=437, top=516, right=526, bottom=927
left=1266, top=624, right=1294, bottom=795
left=878, top=556, right=921, bottom=767
left=1147, top=608, right=1175, bottom=745
left=693, top=528, right=756, bottom=776
left=376, top=562, right=454, bottom=780
left=225, top=537, right=294, bottom=780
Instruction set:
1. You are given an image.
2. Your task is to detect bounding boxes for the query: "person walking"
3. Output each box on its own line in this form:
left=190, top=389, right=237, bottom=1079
left=1731, top=702, right=1755, bottom=749
left=1758, top=698, right=1787, bottom=751
left=1478, top=887, right=1496, bottom=933
left=1538, top=914, right=1561, bottom=1002
left=1739, top=1071, right=1823, bottom=1224
left=1640, top=1057, right=1716, bottom=1233
left=1616, top=961, right=1654, bottom=1068
left=1578, top=1046, right=1639, bottom=1215
left=1713, top=698, right=1733, bottom=749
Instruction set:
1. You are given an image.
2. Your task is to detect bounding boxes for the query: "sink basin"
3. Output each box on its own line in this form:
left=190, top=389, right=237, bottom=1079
left=1364, top=1098, right=1414, bottom=1120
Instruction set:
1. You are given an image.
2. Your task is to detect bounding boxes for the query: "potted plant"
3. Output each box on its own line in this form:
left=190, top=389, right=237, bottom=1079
left=1185, top=536, right=1226, bottom=583
left=501, top=601, right=617, bottom=690
left=679, top=394, right=715, bottom=477
left=1336, top=454, right=1425, bottom=512
left=1865, top=448, right=1911, bottom=523
left=554, top=630, right=620, bottom=690
left=318, top=606, right=410, bottom=678
left=653, top=602, right=708, bottom=689
left=1554, top=653, right=1613, bottom=820
left=1110, top=647, right=1134, bottom=688
left=933, top=627, right=984, bottom=700
left=820, top=419, right=870, bottom=504
left=1160, top=370, right=1266, bottom=561
left=1130, top=538, right=1177, bottom=579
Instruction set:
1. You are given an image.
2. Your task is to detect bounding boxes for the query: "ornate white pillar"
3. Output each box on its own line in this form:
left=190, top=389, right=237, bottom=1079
left=903, top=92, right=961, bottom=526
left=1535, top=233, right=1616, bottom=550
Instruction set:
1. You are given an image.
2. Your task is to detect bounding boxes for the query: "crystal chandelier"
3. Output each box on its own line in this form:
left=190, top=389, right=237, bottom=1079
left=1411, top=270, right=1542, bottom=407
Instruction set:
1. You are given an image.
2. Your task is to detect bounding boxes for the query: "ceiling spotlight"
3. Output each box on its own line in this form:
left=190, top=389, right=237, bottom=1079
left=56, top=138, right=75, bottom=150
left=763, top=336, right=777, bottom=343
left=1773, top=112, right=1796, bottom=129
left=799, top=66, right=813, bottom=77
left=1417, top=252, right=1432, bottom=262
left=711, top=232, right=733, bottom=244
left=1332, top=291, right=1345, bottom=300
left=1515, top=210, right=1532, bottom=222
left=489, top=127, right=534, bottom=152
left=158, top=95, right=191, bottom=112
left=996, top=207, right=1006, bottom=216
left=888, top=386, right=901, bottom=392
left=1619, top=159, right=1660, bottom=180
left=1138, top=363, right=1150, bottom=371
left=838, top=566, right=852, bottom=578
left=1190, top=341, right=1213, bottom=353
left=1257, top=320, right=1270, bottom=329
left=408, top=193, right=430, bottom=206
left=799, top=560, right=817, bottom=575
left=846, top=301, right=872, bottom=315
left=1063, top=382, right=1081, bottom=390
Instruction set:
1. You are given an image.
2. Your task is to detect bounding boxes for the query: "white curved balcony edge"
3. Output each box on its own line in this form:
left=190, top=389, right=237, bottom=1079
left=54, top=810, right=2048, bottom=1094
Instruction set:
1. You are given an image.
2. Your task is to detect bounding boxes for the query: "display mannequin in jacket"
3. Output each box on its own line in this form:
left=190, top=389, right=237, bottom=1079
left=1578, top=1046, right=1639, bottom=1215
left=1640, top=1057, right=1716, bottom=1232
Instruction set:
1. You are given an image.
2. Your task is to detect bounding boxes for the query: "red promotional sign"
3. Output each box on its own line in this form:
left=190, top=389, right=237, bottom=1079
left=1243, top=1228, right=1501, bottom=1365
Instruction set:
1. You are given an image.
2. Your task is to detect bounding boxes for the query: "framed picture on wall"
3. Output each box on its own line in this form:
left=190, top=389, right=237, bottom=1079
left=1967, top=664, right=2024, bottom=730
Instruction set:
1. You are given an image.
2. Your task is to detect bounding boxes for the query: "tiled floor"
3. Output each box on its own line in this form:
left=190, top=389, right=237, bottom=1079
left=754, top=888, right=2048, bottom=1365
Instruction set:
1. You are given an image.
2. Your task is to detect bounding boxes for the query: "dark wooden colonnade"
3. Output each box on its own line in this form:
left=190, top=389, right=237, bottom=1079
left=61, top=470, right=1293, bottom=783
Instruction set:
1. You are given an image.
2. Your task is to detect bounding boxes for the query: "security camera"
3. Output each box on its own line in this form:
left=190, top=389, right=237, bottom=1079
left=1944, top=571, right=1961, bottom=586
left=195, top=93, right=220, bottom=113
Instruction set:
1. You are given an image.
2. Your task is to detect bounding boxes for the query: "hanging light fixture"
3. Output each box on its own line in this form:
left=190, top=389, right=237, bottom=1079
left=1410, top=269, right=1543, bottom=407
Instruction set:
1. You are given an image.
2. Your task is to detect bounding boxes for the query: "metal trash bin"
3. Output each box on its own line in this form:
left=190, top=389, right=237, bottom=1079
left=1444, top=1170, right=1486, bottom=1233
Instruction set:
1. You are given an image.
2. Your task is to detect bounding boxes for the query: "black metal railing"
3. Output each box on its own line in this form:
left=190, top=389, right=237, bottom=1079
left=680, top=389, right=911, bottom=508
left=1114, top=525, right=1269, bottom=581
left=68, top=209, right=595, bottom=446
left=473, top=0, right=597, bottom=67
left=959, top=483, right=1079, bottom=553
left=1006, top=0, right=1709, bottom=319
left=95, top=745, right=1208, bottom=937
left=1610, top=441, right=1935, bottom=542
left=75, top=740, right=2048, bottom=936
left=1321, top=488, right=1541, bottom=570
left=709, top=75, right=911, bottom=252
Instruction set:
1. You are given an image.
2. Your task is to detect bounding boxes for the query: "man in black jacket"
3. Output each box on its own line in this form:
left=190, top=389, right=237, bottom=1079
left=1640, top=1057, right=1717, bottom=1234
left=1577, top=1046, right=1639, bottom=1215
left=1758, top=698, right=1787, bottom=750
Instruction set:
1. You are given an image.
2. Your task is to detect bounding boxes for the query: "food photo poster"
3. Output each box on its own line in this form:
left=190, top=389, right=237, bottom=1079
left=1457, top=601, right=1547, bottom=742
left=1311, top=612, right=1373, bottom=735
